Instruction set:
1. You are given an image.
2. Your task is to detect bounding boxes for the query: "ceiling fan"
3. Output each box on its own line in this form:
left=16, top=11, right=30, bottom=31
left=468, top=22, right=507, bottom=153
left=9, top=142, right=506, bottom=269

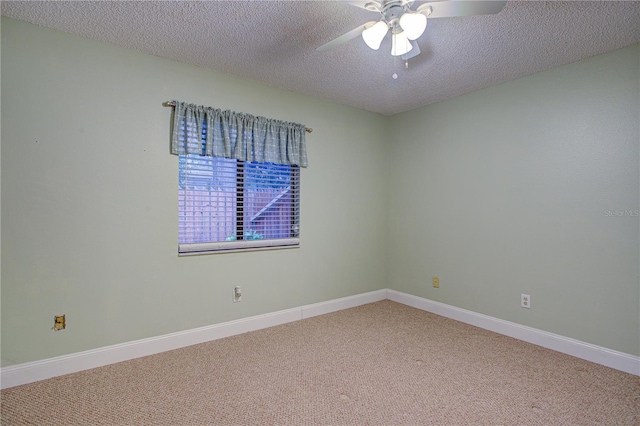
left=317, top=0, right=507, bottom=60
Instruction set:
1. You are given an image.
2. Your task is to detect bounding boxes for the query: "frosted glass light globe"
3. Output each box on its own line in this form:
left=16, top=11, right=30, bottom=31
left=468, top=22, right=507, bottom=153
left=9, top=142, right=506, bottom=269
left=362, top=21, right=389, bottom=50
left=391, top=31, right=412, bottom=56
left=399, top=12, right=427, bottom=40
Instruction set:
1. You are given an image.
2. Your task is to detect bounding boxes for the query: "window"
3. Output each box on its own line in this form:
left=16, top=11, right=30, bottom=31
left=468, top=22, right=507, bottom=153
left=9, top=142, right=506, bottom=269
left=169, top=100, right=307, bottom=254
left=179, top=155, right=300, bottom=254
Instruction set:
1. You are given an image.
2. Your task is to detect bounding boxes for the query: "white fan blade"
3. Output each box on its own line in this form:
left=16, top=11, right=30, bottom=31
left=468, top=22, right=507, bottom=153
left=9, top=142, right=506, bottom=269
left=362, top=0, right=413, bottom=10
left=417, top=0, right=506, bottom=18
left=344, top=1, right=382, bottom=12
left=402, top=40, right=421, bottom=60
left=316, top=21, right=377, bottom=52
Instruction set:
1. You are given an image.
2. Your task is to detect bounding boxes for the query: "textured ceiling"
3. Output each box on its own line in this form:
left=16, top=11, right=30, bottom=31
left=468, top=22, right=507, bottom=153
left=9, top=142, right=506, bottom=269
left=2, top=1, right=639, bottom=115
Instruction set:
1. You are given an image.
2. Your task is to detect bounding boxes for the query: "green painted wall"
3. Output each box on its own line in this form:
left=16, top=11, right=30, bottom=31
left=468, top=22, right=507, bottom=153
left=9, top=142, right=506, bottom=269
left=0, top=18, right=390, bottom=366
left=2, top=17, right=638, bottom=367
left=387, top=44, right=640, bottom=356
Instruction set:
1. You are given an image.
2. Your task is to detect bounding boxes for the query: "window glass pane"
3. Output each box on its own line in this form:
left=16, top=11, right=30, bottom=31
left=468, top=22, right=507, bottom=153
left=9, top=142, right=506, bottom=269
left=244, top=162, right=294, bottom=240
left=179, top=155, right=237, bottom=244
left=179, top=155, right=300, bottom=251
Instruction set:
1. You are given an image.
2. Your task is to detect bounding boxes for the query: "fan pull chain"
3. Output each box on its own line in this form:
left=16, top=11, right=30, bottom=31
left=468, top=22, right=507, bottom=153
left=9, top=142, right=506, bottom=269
left=391, top=50, right=410, bottom=79
left=392, top=55, right=398, bottom=79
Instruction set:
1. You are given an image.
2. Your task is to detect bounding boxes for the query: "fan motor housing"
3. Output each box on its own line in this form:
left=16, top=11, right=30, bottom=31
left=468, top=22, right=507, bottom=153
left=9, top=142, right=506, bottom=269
left=384, top=3, right=404, bottom=24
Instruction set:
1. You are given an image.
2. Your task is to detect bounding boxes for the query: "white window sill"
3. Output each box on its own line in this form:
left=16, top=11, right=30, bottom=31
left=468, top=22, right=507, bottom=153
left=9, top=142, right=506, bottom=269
left=178, top=238, right=300, bottom=256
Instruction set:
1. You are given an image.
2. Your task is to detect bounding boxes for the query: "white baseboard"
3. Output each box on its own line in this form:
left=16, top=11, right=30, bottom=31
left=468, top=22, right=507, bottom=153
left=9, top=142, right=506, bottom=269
left=0, top=289, right=386, bottom=389
left=302, top=289, right=387, bottom=319
left=3, top=288, right=637, bottom=388
left=387, top=289, right=640, bottom=376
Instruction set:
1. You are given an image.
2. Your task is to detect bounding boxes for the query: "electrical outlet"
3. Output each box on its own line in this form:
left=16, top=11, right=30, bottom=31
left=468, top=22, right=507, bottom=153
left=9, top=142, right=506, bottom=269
left=433, top=277, right=440, bottom=288
left=233, top=286, right=242, bottom=303
left=53, top=314, right=66, bottom=331
left=521, top=294, right=530, bottom=309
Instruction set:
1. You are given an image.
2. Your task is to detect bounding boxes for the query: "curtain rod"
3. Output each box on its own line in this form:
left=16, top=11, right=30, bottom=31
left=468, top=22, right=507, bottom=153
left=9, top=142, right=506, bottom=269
left=162, top=101, right=312, bottom=133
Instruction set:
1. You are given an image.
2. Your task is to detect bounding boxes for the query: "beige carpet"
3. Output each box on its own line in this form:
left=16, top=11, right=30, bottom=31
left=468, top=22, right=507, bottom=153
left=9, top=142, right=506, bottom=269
left=2, top=300, right=638, bottom=425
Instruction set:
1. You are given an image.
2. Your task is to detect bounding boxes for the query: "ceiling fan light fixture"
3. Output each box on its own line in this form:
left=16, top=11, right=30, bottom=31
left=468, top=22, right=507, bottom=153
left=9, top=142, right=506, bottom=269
left=362, top=20, right=389, bottom=50
left=391, top=31, right=412, bottom=56
left=399, top=11, right=427, bottom=40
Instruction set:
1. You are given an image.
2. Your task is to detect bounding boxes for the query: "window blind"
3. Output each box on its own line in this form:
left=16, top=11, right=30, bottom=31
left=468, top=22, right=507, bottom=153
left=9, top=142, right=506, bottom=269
left=179, top=155, right=300, bottom=254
